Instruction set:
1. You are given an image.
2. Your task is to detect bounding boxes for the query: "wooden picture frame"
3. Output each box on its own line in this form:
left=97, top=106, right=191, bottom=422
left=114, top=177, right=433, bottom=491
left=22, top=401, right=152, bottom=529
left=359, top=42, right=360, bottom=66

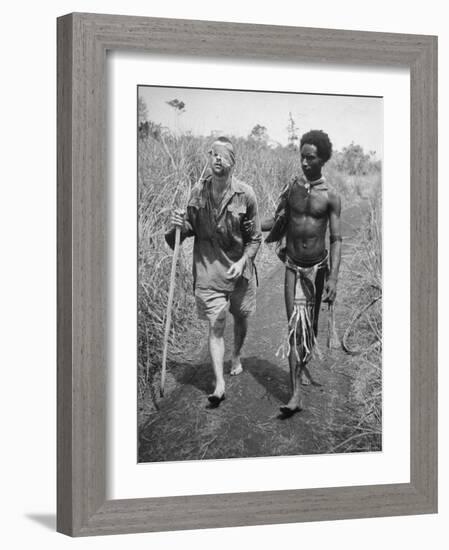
left=57, top=12, right=437, bottom=536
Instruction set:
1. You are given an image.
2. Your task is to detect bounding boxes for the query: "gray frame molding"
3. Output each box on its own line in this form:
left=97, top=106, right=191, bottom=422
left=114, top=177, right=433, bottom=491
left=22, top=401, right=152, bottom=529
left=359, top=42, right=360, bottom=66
left=57, top=12, right=437, bottom=536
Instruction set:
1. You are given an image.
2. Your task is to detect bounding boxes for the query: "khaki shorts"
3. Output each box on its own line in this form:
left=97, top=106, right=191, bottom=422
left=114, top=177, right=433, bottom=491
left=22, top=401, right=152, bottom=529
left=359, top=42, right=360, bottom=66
left=195, top=277, right=256, bottom=324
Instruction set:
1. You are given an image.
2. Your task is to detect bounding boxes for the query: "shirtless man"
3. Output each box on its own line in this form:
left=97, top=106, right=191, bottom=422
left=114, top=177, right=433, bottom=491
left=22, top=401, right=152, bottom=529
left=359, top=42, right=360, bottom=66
left=262, top=130, right=342, bottom=416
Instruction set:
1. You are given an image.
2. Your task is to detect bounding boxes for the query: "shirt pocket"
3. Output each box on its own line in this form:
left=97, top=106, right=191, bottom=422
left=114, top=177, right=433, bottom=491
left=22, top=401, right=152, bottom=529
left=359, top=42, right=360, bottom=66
left=226, top=202, right=247, bottom=235
left=227, top=202, right=247, bottom=220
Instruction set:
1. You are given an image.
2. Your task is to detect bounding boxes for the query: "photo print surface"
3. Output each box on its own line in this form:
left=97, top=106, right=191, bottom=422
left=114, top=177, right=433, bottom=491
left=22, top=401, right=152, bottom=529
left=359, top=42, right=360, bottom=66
left=137, top=85, right=382, bottom=463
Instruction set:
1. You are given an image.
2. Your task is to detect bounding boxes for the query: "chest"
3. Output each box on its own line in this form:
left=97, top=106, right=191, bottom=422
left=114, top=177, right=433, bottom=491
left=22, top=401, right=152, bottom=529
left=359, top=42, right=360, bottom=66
left=191, top=192, right=247, bottom=238
left=288, top=185, right=329, bottom=218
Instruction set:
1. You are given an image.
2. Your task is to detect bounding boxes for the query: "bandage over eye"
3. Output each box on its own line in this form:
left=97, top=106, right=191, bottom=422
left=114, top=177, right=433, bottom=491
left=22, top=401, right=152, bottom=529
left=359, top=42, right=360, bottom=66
left=210, top=141, right=235, bottom=167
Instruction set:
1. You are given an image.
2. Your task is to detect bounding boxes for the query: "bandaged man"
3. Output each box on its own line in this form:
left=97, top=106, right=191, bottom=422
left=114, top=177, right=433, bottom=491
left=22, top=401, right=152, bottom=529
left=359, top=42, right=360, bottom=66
left=166, top=137, right=262, bottom=408
left=262, top=130, right=342, bottom=417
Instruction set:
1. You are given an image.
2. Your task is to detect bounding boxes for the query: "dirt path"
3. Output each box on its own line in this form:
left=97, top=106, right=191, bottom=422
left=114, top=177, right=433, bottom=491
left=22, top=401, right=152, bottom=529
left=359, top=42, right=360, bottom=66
left=139, top=203, right=368, bottom=462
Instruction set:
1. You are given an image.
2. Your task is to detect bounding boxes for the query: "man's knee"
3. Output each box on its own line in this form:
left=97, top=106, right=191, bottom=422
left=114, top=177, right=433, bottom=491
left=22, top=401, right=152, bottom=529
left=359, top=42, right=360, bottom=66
left=232, top=312, right=248, bottom=327
left=210, top=310, right=226, bottom=337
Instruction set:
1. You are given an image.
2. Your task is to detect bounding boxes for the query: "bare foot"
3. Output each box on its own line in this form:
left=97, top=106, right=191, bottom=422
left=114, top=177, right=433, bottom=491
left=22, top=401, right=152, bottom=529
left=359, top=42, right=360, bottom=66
left=230, top=358, right=243, bottom=376
left=300, top=369, right=311, bottom=386
left=279, top=396, right=303, bottom=418
left=300, top=366, right=321, bottom=386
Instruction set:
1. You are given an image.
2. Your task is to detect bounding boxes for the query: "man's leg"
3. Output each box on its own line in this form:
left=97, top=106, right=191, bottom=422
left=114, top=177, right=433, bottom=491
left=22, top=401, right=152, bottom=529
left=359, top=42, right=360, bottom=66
left=313, top=266, right=326, bottom=336
left=283, top=348, right=303, bottom=412
left=208, top=310, right=227, bottom=400
left=195, top=288, right=228, bottom=405
left=297, top=265, right=326, bottom=387
left=299, top=363, right=312, bottom=386
left=230, top=314, right=248, bottom=375
left=280, top=268, right=303, bottom=415
left=229, top=276, right=256, bottom=375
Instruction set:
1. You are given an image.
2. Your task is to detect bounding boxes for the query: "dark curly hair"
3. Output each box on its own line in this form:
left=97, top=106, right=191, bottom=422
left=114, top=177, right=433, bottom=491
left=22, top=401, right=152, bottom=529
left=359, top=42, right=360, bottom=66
left=300, top=130, right=333, bottom=163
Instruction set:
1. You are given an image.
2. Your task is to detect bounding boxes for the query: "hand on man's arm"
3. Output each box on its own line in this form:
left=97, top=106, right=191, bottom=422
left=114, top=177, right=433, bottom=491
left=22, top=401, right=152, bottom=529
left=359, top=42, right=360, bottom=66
left=245, top=216, right=275, bottom=233
left=242, top=191, right=262, bottom=261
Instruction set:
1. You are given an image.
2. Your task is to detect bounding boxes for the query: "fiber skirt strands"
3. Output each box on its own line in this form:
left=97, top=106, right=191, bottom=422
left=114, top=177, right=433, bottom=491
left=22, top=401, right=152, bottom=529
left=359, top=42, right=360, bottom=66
left=276, top=254, right=328, bottom=364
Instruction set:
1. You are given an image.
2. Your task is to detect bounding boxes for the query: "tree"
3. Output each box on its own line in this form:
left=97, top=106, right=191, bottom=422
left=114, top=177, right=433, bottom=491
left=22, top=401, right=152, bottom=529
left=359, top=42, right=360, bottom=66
left=138, top=96, right=149, bottom=125
left=249, top=124, right=269, bottom=143
left=287, top=112, right=299, bottom=150
left=166, top=99, right=186, bottom=113
left=338, top=142, right=372, bottom=175
left=166, top=99, right=186, bottom=134
left=137, top=97, right=161, bottom=141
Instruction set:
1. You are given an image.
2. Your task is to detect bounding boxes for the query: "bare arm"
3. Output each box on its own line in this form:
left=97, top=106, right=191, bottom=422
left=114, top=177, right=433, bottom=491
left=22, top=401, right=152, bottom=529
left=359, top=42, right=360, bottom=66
left=324, top=192, right=342, bottom=302
left=242, top=190, right=262, bottom=262
left=261, top=216, right=275, bottom=232
left=244, top=215, right=274, bottom=234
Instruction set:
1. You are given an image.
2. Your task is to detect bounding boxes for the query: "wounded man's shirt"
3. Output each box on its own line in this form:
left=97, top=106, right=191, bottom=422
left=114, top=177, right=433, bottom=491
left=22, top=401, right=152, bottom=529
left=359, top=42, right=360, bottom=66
left=165, top=175, right=262, bottom=292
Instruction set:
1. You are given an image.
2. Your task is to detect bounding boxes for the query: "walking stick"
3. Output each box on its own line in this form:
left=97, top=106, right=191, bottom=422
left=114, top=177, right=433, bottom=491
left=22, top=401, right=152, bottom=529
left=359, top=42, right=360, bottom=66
left=327, top=303, right=341, bottom=349
left=160, top=162, right=208, bottom=397
left=160, top=225, right=181, bottom=396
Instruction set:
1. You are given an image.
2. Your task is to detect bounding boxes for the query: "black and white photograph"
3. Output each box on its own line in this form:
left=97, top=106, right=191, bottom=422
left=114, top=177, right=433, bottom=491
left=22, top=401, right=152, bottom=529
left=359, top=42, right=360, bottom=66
left=137, top=85, right=382, bottom=463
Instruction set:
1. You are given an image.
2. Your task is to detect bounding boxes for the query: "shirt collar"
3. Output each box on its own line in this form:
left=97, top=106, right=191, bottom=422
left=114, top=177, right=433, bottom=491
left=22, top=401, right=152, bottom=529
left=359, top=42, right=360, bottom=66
left=201, top=174, right=245, bottom=194
left=230, top=177, right=246, bottom=194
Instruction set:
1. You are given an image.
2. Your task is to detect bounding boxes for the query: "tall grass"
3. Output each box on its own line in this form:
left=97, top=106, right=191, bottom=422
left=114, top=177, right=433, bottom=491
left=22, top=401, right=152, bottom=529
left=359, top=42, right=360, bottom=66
left=138, top=132, right=205, bottom=400
left=334, top=190, right=382, bottom=452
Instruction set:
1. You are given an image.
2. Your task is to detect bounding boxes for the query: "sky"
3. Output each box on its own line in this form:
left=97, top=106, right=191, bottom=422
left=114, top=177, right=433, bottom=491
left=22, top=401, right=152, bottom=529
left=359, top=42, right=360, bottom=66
left=139, top=85, right=383, bottom=157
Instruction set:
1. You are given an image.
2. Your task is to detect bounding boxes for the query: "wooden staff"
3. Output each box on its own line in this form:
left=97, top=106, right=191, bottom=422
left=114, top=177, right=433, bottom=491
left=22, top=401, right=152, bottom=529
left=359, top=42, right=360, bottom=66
left=327, top=303, right=341, bottom=349
left=160, top=162, right=208, bottom=397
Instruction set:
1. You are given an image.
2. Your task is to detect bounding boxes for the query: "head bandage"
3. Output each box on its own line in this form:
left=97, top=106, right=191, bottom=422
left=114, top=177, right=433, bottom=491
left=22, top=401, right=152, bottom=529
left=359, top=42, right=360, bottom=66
left=209, top=140, right=235, bottom=167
